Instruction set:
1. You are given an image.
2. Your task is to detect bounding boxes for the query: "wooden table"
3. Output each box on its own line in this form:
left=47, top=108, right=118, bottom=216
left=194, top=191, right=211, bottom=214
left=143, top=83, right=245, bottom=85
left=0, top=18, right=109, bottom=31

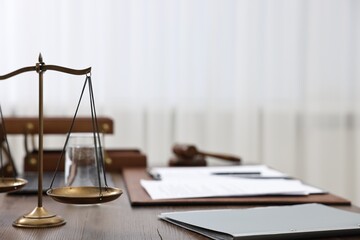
left=1, top=174, right=360, bottom=240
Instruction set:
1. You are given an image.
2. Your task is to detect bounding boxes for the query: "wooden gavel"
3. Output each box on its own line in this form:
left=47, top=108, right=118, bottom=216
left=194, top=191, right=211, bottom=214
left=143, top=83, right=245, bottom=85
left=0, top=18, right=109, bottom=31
left=169, top=144, right=241, bottom=166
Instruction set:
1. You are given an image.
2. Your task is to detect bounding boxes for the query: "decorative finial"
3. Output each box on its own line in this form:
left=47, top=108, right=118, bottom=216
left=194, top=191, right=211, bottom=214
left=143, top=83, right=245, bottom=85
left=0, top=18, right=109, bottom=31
left=36, top=53, right=45, bottom=73
left=38, top=53, right=43, bottom=64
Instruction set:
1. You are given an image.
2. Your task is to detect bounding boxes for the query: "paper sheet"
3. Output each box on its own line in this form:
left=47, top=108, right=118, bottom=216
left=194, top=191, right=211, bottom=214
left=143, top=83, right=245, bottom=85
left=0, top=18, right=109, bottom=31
left=142, top=165, right=325, bottom=200
left=141, top=177, right=315, bottom=200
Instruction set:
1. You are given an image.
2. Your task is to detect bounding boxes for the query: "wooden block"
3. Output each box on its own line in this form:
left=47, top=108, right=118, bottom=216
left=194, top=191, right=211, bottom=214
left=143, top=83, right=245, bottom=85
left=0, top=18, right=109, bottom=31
left=24, top=149, right=147, bottom=172
left=3, top=117, right=113, bottom=134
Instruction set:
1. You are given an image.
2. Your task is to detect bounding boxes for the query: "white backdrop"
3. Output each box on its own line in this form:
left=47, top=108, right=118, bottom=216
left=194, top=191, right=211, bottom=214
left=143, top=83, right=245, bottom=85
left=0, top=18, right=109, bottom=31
left=0, top=0, right=360, bottom=204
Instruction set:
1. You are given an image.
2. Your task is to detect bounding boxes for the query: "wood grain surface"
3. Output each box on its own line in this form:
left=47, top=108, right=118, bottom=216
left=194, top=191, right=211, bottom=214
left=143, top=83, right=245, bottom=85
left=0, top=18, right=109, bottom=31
left=0, top=174, right=359, bottom=240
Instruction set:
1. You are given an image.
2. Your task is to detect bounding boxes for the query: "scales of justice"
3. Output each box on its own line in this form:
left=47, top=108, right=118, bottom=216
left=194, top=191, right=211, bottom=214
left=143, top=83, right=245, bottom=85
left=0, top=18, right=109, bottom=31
left=0, top=54, right=122, bottom=228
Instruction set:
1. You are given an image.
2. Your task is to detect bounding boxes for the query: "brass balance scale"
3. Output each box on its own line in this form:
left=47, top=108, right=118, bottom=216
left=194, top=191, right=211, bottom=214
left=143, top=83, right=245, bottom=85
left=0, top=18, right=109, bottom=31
left=0, top=54, right=122, bottom=228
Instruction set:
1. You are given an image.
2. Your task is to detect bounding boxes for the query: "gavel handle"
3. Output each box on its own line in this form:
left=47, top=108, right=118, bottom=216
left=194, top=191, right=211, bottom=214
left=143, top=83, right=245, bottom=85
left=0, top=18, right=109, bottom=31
left=198, top=151, right=241, bottom=162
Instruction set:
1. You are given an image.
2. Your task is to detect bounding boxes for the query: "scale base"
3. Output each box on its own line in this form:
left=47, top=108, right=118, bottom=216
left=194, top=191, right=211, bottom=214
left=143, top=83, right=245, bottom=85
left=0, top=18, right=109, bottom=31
left=13, top=207, right=65, bottom=228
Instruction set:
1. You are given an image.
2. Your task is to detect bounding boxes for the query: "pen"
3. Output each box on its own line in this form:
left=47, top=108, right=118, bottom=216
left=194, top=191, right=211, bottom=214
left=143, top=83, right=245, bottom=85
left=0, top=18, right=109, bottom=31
left=147, top=170, right=161, bottom=180
left=211, top=171, right=261, bottom=175
left=212, top=172, right=293, bottom=179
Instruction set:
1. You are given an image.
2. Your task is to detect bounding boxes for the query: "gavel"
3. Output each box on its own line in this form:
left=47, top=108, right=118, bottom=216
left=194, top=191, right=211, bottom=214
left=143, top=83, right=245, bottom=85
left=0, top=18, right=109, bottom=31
left=169, top=144, right=241, bottom=166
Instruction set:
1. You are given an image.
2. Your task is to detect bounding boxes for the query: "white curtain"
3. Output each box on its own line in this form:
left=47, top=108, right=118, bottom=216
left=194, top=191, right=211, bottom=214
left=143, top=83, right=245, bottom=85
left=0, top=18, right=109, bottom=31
left=0, top=0, right=359, bottom=204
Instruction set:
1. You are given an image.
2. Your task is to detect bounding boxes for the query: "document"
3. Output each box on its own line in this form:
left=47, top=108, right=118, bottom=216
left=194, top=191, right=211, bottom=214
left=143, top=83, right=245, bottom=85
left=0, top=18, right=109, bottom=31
left=141, top=177, right=311, bottom=200
left=159, top=203, right=360, bottom=240
left=142, top=165, right=324, bottom=200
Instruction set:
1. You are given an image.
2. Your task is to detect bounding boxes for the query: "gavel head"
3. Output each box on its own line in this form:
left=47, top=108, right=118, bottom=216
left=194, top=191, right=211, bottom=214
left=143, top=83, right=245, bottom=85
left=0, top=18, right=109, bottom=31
left=168, top=154, right=206, bottom=167
left=172, top=144, right=198, bottom=158
left=0, top=124, right=4, bottom=142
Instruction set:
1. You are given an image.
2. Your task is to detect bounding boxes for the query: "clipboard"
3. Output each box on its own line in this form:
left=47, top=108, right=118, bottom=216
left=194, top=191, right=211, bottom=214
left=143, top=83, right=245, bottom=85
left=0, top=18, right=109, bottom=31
left=159, top=204, right=360, bottom=240
left=122, top=168, right=351, bottom=206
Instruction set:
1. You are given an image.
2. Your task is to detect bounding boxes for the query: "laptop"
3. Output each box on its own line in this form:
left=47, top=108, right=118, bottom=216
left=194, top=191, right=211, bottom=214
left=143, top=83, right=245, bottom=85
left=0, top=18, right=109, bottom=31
left=9, top=171, right=65, bottom=195
left=8, top=168, right=114, bottom=195
left=0, top=147, right=113, bottom=195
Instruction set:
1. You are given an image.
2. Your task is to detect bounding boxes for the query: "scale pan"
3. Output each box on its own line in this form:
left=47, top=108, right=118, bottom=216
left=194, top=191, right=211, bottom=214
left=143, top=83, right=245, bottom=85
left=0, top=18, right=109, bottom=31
left=47, top=186, right=122, bottom=204
left=0, top=178, right=27, bottom=193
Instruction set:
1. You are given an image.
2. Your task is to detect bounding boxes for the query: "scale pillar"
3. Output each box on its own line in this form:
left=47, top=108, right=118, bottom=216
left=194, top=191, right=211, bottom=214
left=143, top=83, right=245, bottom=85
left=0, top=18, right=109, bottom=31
left=13, top=207, right=65, bottom=228
left=13, top=54, right=66, bottom=228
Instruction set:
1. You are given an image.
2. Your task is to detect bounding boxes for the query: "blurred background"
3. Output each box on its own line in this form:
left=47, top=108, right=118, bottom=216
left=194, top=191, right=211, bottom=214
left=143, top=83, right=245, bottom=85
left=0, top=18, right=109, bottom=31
left=0, top=0, right=359, bottom=204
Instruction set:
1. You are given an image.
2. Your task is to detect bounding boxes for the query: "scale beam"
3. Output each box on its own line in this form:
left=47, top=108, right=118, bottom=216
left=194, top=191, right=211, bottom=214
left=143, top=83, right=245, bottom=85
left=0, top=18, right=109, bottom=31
left=0, top=64, right=91, bottom=81
left=0, top=66, right=36, bottom=80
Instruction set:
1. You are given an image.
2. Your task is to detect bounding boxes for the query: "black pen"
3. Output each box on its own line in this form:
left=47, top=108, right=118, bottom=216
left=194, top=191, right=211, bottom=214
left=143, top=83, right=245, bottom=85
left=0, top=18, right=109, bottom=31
left=212, top=172, right=293, bottom=179
left=147, top=170, right=162, bottom=180
left=211, top=171, right=261, bottom=176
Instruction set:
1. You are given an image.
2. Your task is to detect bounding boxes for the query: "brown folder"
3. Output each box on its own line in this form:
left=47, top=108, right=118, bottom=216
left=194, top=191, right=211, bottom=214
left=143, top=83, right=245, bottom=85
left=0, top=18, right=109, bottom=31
left=123, top=168, right=351, bottom=206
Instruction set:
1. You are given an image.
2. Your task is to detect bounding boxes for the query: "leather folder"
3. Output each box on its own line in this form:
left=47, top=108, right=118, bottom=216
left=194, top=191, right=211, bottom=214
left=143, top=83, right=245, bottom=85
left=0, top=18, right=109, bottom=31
left=122, top=168, right=351, bottom=206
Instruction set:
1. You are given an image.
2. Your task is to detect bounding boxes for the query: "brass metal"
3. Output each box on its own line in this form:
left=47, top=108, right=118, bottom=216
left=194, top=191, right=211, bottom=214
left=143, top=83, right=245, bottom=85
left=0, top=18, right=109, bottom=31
left=0, top=54, right=92, bottom=228
left=38, top=67, right=44, bottom=208
left=102, top=123, right=110, bottom=132
left=47, top=186, right=122, bottom=205
left=29, top=157, right=37, bottom=165
left=26, top=122, right=35, bottom=131
left=0, top=178, right=27, bottom=193
left=0, top=66, right=36, bottom=80
left=45, top=65, right=91, bottom=76
left=0, top=54, right=120, bottom=228
left=6, top=165, right=13, bottom=172
left=0, top=63, right=91, bottom=81
left=13, top=207, right=65, bottom=228
left=0, top=64, right=91, bottom=80
left=105, top=157, right=112, bottom=165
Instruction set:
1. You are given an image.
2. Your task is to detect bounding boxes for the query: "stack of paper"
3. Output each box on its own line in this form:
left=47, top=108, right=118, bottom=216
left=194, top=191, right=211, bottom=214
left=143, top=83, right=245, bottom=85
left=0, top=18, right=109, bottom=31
left=141, top=165, right=324, bottom=200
